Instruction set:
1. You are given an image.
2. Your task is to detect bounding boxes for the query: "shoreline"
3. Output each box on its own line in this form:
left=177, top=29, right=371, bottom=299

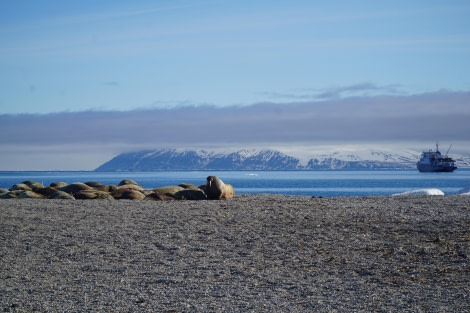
left=2, top=170, right=470, bottom=199
left=1, top=194, right=469, bottom=311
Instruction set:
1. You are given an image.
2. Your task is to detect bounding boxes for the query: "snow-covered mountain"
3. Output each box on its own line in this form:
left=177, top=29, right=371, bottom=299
left=305, top=150, right=420, bottom=170
left=95, top=149, right=302, bottom=171
left=94, top=147, right=470, bottom=171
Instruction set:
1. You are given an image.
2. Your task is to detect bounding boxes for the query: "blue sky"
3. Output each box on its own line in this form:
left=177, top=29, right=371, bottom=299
left=1, top=1, right=470, bottom=170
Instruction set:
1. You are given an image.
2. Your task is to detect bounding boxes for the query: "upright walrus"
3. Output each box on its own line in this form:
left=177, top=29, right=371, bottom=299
left=205, top=176, right=234, bottom=200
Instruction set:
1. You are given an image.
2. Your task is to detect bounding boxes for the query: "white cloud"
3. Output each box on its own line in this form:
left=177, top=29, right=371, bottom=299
left=1, top=90, right=469, bottom=170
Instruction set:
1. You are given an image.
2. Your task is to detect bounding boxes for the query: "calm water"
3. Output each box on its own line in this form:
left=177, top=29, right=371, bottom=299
left=1, top=170, right=469, bottom=197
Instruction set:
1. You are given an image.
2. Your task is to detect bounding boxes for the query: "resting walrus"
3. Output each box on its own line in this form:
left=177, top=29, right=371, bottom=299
left=205, top=176, right=234, bottom=200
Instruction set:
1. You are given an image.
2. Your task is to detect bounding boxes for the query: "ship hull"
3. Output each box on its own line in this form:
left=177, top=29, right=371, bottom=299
left=417, top=164, right=457, bottom=172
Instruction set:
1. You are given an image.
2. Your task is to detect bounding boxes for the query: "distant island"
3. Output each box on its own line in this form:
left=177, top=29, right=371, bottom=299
left=94, top=148, right=454, bottom=171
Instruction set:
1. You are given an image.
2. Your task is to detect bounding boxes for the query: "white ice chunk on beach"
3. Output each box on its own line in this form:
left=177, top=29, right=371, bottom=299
left=457, top=187, right=470, bottom=195
left=392, top=188, right=445, bottom=196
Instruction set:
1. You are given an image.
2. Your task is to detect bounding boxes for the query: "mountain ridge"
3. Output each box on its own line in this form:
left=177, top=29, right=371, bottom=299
left=93, top=148, right=470, bottom=171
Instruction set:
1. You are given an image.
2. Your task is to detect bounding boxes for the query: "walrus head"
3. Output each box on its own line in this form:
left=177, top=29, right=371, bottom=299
left=207, top=175, right=216, bottom=186
left=206, top=176, right=223, bottom=199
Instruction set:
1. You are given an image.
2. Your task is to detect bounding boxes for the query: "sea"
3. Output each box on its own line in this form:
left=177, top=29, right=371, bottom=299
left=1, top=170, right=470, bottom=197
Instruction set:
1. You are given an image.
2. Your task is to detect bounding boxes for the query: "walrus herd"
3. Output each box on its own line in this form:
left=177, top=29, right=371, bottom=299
left=0, top=176, right=234, bottom=200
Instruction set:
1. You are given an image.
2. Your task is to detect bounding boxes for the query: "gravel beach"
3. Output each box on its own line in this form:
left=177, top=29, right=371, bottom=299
left=1, top=195, right=469, bottom=312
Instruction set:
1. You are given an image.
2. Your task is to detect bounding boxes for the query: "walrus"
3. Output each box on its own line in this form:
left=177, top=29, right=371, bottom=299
left=21, top=180, right=44, bottom=190
left=35, top=186, right=58, bottom=197
left=205, top=176, right=234, bottom=200
left=175, top=188, right=207, bottom=200
left=111, top=188, right=146, bottom=200
left=50, top=182, right=68, bottom=189
left=117, top=184, right=144, bottom=192
left=1, top=190, right=23, bottom=199
left=84, top=181, right=109, bottom=191
left=153, top=186, right=185, bottom=199
left=59, top=183, right=93, bottom=195
left=74, top=190, right=114, bottom=200
left=48, top=191, right=75, bottom=200
left=118, top=179, right=140, bottom=187
left=18, top=191, right=44, bottom=199
left=9, top=183, right=32, bottom=192
left=145, top=192, right=175, bottom=201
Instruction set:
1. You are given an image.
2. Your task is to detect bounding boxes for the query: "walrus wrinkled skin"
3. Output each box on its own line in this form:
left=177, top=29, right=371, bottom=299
left=175, top=189, right=207, bottom=200
left=21, top=180, right=44, bottom=190
left=153, top=186, right=185, bottom=199
left=111, top=188, right=146, bottom=200
left=59, top=183, right=93, bottom=194
left=118, top=179, right=140, bottom=187
left=74, top=190, right=114, bottom=200
left=48, top=191, right=75, bottom=200
left=9, top=183, right=32, bottom=192
left=35, top=186, right=59, bottom=197
left=18, top=191, right=44, bottom=199
left=205, top=176, right=234, bottom=200
left=50, top=182, right=68, bottom=189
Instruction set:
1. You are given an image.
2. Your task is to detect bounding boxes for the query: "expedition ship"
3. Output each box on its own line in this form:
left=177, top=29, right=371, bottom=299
left=417, top=143, right=457, bottom=172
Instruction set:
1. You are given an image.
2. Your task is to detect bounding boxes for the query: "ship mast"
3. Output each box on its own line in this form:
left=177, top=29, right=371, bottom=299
left=445, top=144, right=452, bottom=158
